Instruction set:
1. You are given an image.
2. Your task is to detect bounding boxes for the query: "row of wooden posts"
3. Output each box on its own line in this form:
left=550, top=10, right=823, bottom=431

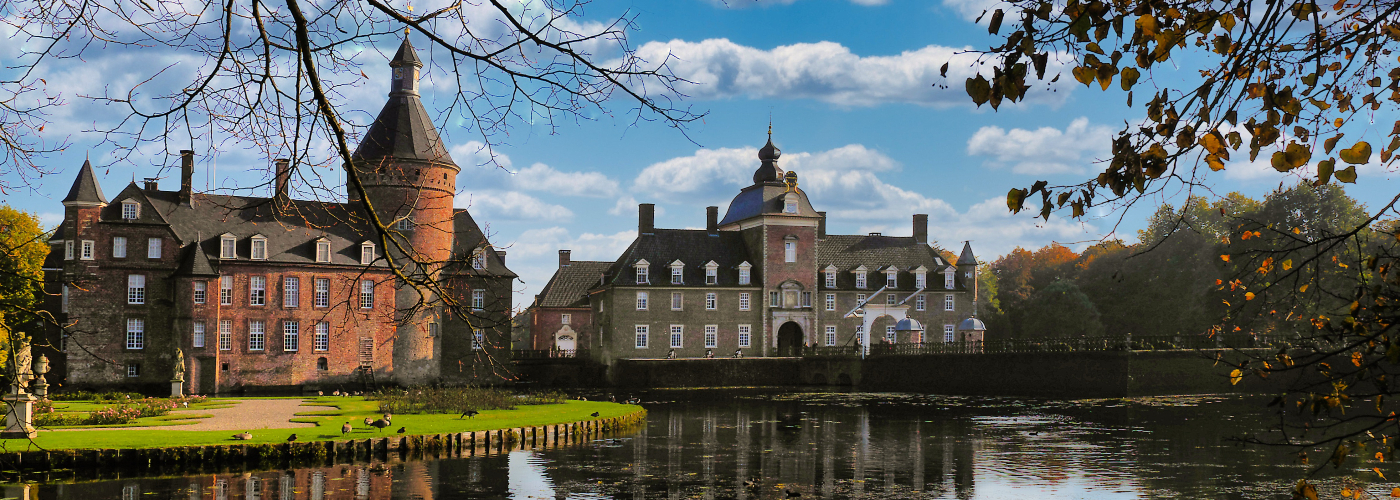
left=0, top=410, right=646, bottom=483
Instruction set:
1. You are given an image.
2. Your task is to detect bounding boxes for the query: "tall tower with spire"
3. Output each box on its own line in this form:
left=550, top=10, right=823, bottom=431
left=350, top=37, right=460, bottom=384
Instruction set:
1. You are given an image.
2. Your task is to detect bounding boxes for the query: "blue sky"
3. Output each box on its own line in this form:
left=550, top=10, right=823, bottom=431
left=6, top=0, right=1398, bottom=306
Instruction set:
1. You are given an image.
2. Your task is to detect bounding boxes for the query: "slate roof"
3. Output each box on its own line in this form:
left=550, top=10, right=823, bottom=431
left=957, top=241, right=979, bottom=265
left=447, top=209, right=517, bottom=278
left=390, top=38, right=422, bottom=67
left=536, top=260, right=613, bottom=308
left=602, top=229, right=759, bottom=287
left=61, top=159, right=107, bottom=205
left=352, top=39, right=454, bottom=165
left=718, top=183, right=820, bottom=226
left=817, top=234, right=951, bottom=290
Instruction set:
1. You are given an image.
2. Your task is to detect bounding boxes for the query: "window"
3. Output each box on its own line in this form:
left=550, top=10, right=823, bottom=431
left=886, top=294, right=897, bottom=305
left=916, top=272, right=927, bottom=289
left=316, top=240, right=331, bottom=263
left=193, top=281, right=207, bottom=304
left=112, top=236, right=127, bottom=258
left=886, top=271, right=898, bottom=288
left=916, top=294, right=926, bottom=311
left=635, top=260, right=649, bottom=284
left=472, top=329, right=484, bottom=350
left=193, top=321, right=206, bottom=348
left=61, top=285, right=69, bottom=313
left=855, top=325, right=864, bottom=345
left=283, top=321, right=299, bottom=352
left=704, top=325, right=717, bottom=348
left=283, top=277, right=299, bottom=307
left=738, top=264, right=751, bottom=285
left=126, top=364, right=140, bottom=378
left=220, top=235, right=236, bottom=259
left=770, top=291, right=780, bottom=306
left=705, top=293, right=717, bottom=310
left=855, top=271, right=867, bottom=289
left=428, top=322, right=440, bottom=337
left=395, top=217, right=413, bottom=231
left=739, top=292, right=750, bottom=311
left=65, top=241, right=74, bottom=260
left=248, top=320, right=265, bottom=351
left=314, top=322, right=329, bottom=351
left=220, top=275, right=233, bottom=305
left=785, top=201, right=797, bottom=214
left=886, top=325, right=897, bottom=343
left=250, top=276, right=266, bottom=306
left=944, top=324, right=955, bottom=342
left=122, top=201, right=140, bottom=220
left=738, top=325, right=751, bottom=348
left=471, top=289, right=484, bottom=309
left=472, top=251, right=486, bottom=270
left=784, top=241, right=796, bottom=263
left=127, top=275, right=145, bottom=304
left=802, top=292, right=812, bottom=308
left=856, top=293, right=866, bottom=305
left=671, top=292, right=683, bottom=311
left=945, top=294, right=955, bottom=311
left=671, top=264, right=683, bottom=284
left=217, top=317, right=231, bottom=348
left=314, top=278, right=329, bottom=307
left=635, top=325, right=649, bottom=348
left=250, top=236, right=267, bottom=260
left=825, top=326, right=837, bottom=346
left=825, top=293, right=836, bottom=311
left=705, top=266, right=717, bottom=285
left=126, top=318, right=144, bottom=349
left=945, top=271, right=955, bottom=289
left=360, top=242, right=375, bottom=265
left=636, top=291, right=649, bottom=310
left=147, top=238, right=161, bottom=259
left=317, top=357, right=328, bottom=370
left=825, top=271, right=836, bottom=288
left=360, top=280, right=375, bottom=309
left=561, top=313, right=572, bottom=325
left=80, top=240, right=94, bottom=260
left=670, top=325, right=684, bottom=348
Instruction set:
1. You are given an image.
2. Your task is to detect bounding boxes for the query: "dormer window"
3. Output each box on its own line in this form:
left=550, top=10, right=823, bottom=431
left=854, top=266, right=868, bottom=289
left=360, top=242, right=375, bottom=265
left=913, top=266, right=928, bottom=289
left=634, top=259, right=650, bottom=284
left=944, top=269, right=955, bottom=289
left=395, top=216, right=414, bottom=231
left=738, top=262, right=752, bottom=285
left=824, top=266, right=837, bottom=288
left=121, top=201, right=140, bottom=220
left=705, top=261, right=719, bottom=285
left=783, top=193, right=799, bottom=214
left=220, top=234, right=237, bottom=259
left=315, top=239, right=331, bottom=263
left=250, top=235, right=268, bottom=260
left=471, top=249, right=487, bottom=270
left=885, top=269, right=898, bottom=288
left=670, top=261, right=685, bottom=285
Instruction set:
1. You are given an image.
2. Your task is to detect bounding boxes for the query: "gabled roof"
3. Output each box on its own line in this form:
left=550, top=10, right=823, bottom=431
left=603, top=229, right=759, bottom=287
left=176, top=239, right=219, bottom=277
left=446, top=209, right=516, bottom=278
left=957, top=241, right=979, bottom=265
left=62, top=159, right=107, bottom=206
left=535, top=260, right=613, bottom=308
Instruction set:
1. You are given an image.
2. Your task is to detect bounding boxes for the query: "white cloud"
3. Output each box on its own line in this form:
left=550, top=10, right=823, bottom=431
left=966, top=117, right=1114, bottom=175
left=941, top=0, right=1014, bottom=22
left=507, top=227, right=637, bottom=301
left=455, top=190, right=573, bottom=221
left=634, top=38, right=1073, bottom=107
left=513, top=163, right=620, bottom=198
left=703, top=0, right=888, bottom=6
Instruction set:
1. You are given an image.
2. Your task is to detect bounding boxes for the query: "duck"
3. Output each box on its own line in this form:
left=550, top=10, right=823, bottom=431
left=625, top=397, right=641, bottom=405
left=590, top=412, right=600, bottom=417
left=396, top=427, right=406, bottom=435
left=232, top=432, right=253, bottom=440
left=342, top=422, right=352, bottom=435
left=782, top=485, right=802, bottom=498
left=286, top=434, right=298, bottom=442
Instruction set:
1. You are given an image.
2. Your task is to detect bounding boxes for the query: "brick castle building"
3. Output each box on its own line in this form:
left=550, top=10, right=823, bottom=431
left=526, top=133, right=981, bottom=361
left=42, top=38, right=515, bottom=393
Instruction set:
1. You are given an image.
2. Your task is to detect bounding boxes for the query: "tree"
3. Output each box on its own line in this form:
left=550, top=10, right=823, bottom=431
left=0, top=206, right=47, bottom=372
left=1017, top=279, right=1105, bottom=337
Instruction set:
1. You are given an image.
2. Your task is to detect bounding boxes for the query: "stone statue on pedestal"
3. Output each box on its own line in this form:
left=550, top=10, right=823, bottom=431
left=2, top=340, right=37, bottom=438
left=170, top=347, right=186, bottom=398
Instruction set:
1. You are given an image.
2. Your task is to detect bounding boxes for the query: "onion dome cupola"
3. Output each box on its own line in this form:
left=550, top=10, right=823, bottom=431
left=718, top=127, right=820, bottom=227
left=752, top=127, right=784, bottom=184
left=351, top=37, right=455, bottom=166
left=62, top=158, right=107, bottom=207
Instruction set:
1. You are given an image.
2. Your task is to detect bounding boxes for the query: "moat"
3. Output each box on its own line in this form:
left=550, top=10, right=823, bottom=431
left=7, top=390, right=1389, bottom=499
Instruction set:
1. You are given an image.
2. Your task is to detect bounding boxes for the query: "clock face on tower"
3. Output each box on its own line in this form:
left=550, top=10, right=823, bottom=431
left=393, top=68, right=403, bottom=80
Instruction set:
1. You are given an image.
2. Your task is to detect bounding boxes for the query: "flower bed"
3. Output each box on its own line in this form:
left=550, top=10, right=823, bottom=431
left=34, top=395, right=208, bottom=427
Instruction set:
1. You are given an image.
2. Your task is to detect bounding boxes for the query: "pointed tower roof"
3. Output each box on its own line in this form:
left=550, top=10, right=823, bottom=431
left=957, top=241, right=978, bottom=265
left=352, top=37, right=455, bottom=164
left=176, top=238, right=219, bottom=277
left=62, top=159, right=107, bottom=206
left=390, top=37, right=422, bottom=67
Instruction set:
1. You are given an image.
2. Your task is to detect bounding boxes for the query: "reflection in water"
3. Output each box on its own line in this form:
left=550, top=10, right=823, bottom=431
left=5, top=392, right=1371, bottom=499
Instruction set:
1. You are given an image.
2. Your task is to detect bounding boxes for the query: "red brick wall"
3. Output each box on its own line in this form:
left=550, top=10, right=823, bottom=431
left=530, top=307, right=593, bottom=351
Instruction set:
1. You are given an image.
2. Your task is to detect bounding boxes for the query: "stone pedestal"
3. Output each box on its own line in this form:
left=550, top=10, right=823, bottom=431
left=170, top=379, right=184, bottom=398
left=2, top=393, right=36, bottom=439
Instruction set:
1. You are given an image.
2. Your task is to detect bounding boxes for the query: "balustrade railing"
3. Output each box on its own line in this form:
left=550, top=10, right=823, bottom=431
left=511, top=349, right=586, bottom=360
left=812, top=333, right=1296, bottom=358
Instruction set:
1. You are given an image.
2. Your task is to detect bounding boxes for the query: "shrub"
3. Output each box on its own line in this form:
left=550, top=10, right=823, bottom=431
left=50, top=390, right=145, bottom=402
left=368, top=387, right=565, bottom=415
left=34, top=412, right=83, bottom=427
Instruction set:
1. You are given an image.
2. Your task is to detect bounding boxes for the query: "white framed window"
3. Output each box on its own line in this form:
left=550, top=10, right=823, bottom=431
left=193, top=281, right=207, bottom=304
left=706, top=293, right=717, bottom=310
left=825, top=293, right=835, bottom=311
left=126, top=364, right=140, bottom=377
left=472, top=329, right=484, bottom=350
left=671, top=264, right=684, bottom=285
left=670, top=325, right=684, bottom=348
left=250, top=236, right=267, bottom=260
left=916, top=294, right=926, bottom=311
left=61, top=285, right=69, bottom=313
left=635, top=325, right=649, bottom=348
left=784, top=241, right=796, bottom=262
left=886, top=271, right=898, bottom=288
left=126, top=318, right=144, bottom=349
left=885, top=325, right=896, bottom=343
left=705, top=266, right=717, bottom=285
left=945, top=294, right=955, bottom=311
left=248, top=320, right=265, bottom=351
left=121, top=201, right=140, bottom=220
left=219, top=320, right=232, bottom=350
left=425, top=322, right=437, bottom=338
left=80, top=240, right=95, bottom=260
left=193, top=321, right=206, bottom=348
left=147, top=238, right=161, bottom=259
left=886, top=294, right=897, bottom=305
left=738, top=325, right=751, bottom=348
left=360, top=242, right=375, bottom=265
left=112, top=236, right=127, bottom=258
left=220, top=275, right=233, bottom=305
left=314, top=322, right=329, bottom=351
left=825, top=326, right=836, bottom=346
left=785, top=201, right=797, bottom=214
left=635, top=260, right=649, bottom=284
left=802, top=292, right=812, bottom=308
left=316, top=240, right=331, bottom=263
left=283, top=277, right=299, bottom=307
left=915, top=272, right=927, bottom=289
left=561, top=313, right=572, bottom=325
left=944, top=324, right=955, bottom=342
left=770, top=291, right=780, bottom=306
left=825, top=271, right=836, bottom=288
left=856, top=293, right=866, bottom=305
left=395, top=217, right=413, bottom=231
left=636, top=291, right=649, bottom=310
left=64, top=241, right=74, bottom=260
left=945, top=270, right=955, bottom=289
left=360, top=280, right=375, bottom=309
left=855, top=325, right=863, bottom=345
left=314, top=278, right=329, bottom=308
left=671, top=292, right=683, bottom=311
left=704, top=325, right=717, bottom=348
left=738, top=263, right=752, bottom=285
left=220, top=235, right=236, bottom=259
left=471, top=289, right=484, bottom=309
left=250, top=276, right=266, bottom=306
left=855, top=271, right=867, bottom=289
left=472, top=250, right=486, bottom=270
left=283, top=320, right=299, bottom=352
left=739, top=292, right=750, bottom=311
left=127, top=275, right=146, bottom=304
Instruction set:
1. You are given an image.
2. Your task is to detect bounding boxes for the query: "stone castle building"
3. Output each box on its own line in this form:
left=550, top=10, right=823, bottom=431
left=526, top=134, right=981, bottom=361
left=42, top=38, right=515, bottom=393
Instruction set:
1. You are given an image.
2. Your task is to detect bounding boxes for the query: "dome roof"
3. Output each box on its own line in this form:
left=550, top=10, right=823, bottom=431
left=895, top=317, right=925, bottom=332
left=759, top=136, right=781, bottom=162
left=752, top=130, right=783, bottom=184
left=959, top=316, right=987, bottom=331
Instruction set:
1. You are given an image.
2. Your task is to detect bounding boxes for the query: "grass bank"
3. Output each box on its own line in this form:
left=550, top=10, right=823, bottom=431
left=0, top=397, right=637, bottom=450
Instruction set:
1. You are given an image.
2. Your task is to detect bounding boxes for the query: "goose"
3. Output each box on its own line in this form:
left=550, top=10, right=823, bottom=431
left=286, top=434, right=298, bottom=442
left=460, top=409, right=480, bottom=419
left=396, top=427, right=406, bottom=435
left=370, top=419, right=391, bottom=432
left=232, top=432, right=253, bottom=440
left=342, top=422, right=352, bottom=435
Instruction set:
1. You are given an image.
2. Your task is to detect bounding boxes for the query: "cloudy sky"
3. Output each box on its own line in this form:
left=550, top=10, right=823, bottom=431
left=7, top=0, right=1399, bottom=308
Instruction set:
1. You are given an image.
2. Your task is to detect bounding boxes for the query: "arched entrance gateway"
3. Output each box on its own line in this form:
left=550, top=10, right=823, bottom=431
left=777, top=321, right=804, bottom=357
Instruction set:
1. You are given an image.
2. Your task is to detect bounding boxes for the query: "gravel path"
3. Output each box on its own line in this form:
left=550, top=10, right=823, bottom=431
left=59, top=399, right=334, bottom=432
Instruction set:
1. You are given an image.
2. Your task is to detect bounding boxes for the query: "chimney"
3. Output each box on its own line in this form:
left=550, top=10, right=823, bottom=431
left=817, top=211, right=827, bottom=239
left=706, top=206, right=718, bottom=235
left=142, top=178, right=158, bottom=192
left=559, top=249, right=572, bottom=268
left=179, top=150, right=194, bottom=205
left=913, top=214, right=928, bottom=245
left=494, top=249, right=507, bottom=265
left=274, top=159, right=290, bottom=202
left=639, top=203, right=655, bottom=235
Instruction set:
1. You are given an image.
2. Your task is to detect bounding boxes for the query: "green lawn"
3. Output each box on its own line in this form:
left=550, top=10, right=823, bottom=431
left=1, top=398, right=639, bottom=451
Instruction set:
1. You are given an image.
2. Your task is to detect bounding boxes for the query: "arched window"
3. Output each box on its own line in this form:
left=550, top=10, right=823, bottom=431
left=316, top=357, right=328, bottom=370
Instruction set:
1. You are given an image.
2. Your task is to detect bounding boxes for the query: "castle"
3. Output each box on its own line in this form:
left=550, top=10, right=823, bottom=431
left=41, top=38, right=514, bottom=393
